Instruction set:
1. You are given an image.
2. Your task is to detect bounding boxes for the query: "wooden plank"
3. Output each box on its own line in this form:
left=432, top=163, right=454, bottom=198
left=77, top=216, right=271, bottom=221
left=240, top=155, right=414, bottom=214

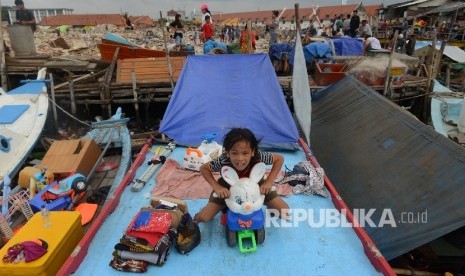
left=116, top=57, right=187, bottom=84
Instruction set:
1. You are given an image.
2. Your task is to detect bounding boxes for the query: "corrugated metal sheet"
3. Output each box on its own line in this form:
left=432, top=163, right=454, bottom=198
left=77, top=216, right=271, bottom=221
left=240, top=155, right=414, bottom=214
left=396, top=0, right=430, bottom=8
left=311, top=76, right=465, bottom=260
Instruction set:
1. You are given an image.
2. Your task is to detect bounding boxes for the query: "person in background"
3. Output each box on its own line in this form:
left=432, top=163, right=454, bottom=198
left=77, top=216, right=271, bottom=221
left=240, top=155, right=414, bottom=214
left=201, top=3, right=212, bottom=27
left=349, top=10, right=360, bottom=37
left=268, top=10, right=279, bottom=47
left=343, top=14, right=351, bottom=36
left=202, top=15, right=214, bottom=42
left=239, top=24, right=256, bottom=54
left=239, top=23, right=256, bottom=53
left=14, top=0, right=36, bottom=32
left=170, top=14, right=184, bottom=49
left=359, top=20, right=372, bottom=37
left=364, top=34, right=382, bottom=54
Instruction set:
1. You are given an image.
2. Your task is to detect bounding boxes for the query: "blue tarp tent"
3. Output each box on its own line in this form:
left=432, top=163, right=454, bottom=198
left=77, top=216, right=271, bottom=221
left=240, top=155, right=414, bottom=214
left=159, top=54, right=299, bottom=148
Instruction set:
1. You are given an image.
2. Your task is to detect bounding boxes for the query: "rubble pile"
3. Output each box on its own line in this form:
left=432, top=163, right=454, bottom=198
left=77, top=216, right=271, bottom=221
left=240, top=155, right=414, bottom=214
left=2, top=24, right=272, bottom=60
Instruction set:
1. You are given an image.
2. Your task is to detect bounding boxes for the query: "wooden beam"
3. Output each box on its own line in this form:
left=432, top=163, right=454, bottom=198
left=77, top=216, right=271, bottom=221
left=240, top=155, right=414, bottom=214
left=131, top=71, right=141, bottom=127
left=49, top=73, right=59, bottom=130
left=383, top=30, right=398, bottom=98
left=102, top=47, right=120, bottom=118
left=69, top=77, right=76, bottom=115
left=0, top=3, right=8, bottom=91
left=54, top=70, right=106, bottom=90
left=160, top=11, right=174, bottom=90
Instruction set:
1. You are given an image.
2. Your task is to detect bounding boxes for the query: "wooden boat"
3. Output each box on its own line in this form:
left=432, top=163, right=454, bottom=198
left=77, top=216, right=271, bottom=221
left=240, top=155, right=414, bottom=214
left=0, top=74, right=49, bottom=189
left=82, top=107, right=132, bottom=200
left=98, top=43, right=166, bottom=62
left=59, top=46, right=393, bottom=274
left=103, top=32, right=140, bottom=48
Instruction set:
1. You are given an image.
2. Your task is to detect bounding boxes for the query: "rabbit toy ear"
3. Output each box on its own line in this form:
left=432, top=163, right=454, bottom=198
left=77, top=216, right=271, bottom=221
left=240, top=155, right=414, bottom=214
left=249, top=162, right=266, bottom=183
left=221, top=166, right=239, bottom=186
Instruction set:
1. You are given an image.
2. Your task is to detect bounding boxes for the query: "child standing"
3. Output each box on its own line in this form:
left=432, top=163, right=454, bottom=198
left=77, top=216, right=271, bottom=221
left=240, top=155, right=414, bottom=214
left=194, top=128, right=289, bottom=223
left=170, top=14, right=184, bottom=49
left=202, top=15, right=213, bottom=41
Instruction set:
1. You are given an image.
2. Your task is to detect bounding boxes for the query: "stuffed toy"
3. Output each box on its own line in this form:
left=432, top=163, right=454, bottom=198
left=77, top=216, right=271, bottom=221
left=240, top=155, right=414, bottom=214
left=221, top=162, right=266, bottom=215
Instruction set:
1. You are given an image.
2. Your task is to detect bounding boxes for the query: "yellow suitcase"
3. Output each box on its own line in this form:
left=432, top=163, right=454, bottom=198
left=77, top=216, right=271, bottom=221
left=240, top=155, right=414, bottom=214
left=0, top=211, right=83, bottom=275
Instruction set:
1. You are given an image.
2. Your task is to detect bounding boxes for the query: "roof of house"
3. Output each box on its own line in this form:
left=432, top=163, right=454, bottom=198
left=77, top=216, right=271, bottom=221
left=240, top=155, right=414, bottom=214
left=40, top=14, right=127, bottom=26
left=128, top=16, right=154, bottom=26
left=214, top=4, right=382, bottom=25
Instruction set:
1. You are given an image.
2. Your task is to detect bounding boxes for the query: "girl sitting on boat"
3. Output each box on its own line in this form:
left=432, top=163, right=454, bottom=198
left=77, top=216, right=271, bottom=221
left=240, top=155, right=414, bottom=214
left=194, top=128, right=289, bottom=223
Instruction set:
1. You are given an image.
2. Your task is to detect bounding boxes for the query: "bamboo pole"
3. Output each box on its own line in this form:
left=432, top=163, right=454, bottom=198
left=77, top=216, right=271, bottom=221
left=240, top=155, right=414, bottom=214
left=102, top=47, right=119, bottom=118
left=49, top=73, right=58, bottom=130
left=295, top=3, right=301, bottom=36
left=69, top=77, right=76, bottom=115
left=131, top=70, right=140, bottom=127
left=160, top=11, right=174, bottom=90
left=0, top=2, right=8, bottom=91
left=446, top=62, right=451, bottom=88
left=383, top=30, right=398, bottom=98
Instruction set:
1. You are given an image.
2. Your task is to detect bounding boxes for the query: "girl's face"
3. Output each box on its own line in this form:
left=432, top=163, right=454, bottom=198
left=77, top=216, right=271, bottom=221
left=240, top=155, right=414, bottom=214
left=226, top=141, right=254, bottom=172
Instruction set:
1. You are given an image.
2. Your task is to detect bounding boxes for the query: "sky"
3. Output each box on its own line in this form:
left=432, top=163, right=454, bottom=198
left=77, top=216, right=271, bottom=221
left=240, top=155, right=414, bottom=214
left=21, top=0, right=407, bottom=18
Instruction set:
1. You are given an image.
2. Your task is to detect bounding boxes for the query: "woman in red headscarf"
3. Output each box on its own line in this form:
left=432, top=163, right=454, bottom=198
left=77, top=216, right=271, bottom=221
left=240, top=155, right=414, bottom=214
left=201, top=3, right=212, bottom=27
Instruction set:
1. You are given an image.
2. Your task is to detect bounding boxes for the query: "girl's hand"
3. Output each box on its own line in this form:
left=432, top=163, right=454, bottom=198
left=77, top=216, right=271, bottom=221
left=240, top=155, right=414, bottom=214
left=214, top=186, right=230, bottom=198
left=260, top=180, right=274, bottom=195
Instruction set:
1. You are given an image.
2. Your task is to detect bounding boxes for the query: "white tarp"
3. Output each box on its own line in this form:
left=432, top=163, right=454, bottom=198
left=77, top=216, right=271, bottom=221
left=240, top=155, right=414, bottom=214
left=441, top=46, right=465, bottom=63
left=292, top=32, right=312, bottom=144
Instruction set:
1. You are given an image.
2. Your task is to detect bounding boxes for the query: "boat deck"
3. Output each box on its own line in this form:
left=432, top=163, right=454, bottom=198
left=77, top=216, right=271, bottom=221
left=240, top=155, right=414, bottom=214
left=71, top=145, right=383, bottom=275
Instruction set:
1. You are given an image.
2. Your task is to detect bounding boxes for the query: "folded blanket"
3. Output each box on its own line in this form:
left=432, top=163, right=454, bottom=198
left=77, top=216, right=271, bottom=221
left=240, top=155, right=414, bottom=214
left=152, top=159, right=215, bottom=199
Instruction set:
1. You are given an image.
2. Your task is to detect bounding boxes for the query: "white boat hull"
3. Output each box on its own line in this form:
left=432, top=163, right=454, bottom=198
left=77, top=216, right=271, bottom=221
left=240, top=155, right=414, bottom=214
left=0, top=82, right=49, bottom=186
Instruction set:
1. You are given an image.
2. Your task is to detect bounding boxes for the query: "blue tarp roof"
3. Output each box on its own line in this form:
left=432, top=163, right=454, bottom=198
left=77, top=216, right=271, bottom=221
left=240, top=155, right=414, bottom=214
left=159, top=54, right=299, bottom=148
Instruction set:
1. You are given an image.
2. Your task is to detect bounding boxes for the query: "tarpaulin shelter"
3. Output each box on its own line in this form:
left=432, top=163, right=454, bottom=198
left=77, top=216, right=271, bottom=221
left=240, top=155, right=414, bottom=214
left=159, top=54, right=299, bottom=149
left=311, top=75, right=465, bottom=260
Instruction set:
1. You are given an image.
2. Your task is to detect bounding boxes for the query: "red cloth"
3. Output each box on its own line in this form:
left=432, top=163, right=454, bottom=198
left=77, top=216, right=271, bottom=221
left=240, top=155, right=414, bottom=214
left=202, top=23, right=213, bottom=40
left=152, top=159, right=215, bottom=199
left=126, top=211, right=172, bottom=247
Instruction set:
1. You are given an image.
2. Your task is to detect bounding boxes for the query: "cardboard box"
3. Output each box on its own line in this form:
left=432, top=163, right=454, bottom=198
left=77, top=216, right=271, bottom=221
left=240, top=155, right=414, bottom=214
left=39, top=139, right=102, bottom=176
left=0, top=211, right=83, bottom=276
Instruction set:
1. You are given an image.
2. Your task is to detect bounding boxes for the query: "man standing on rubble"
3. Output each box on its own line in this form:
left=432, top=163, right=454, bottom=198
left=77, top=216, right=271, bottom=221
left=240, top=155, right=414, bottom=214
left=14, top=0, right=36, bottom=32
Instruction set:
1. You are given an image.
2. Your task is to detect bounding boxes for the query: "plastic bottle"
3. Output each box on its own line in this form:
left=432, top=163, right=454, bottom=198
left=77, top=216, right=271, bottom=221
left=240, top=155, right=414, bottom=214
left=41, top=204, right=51, bottom=228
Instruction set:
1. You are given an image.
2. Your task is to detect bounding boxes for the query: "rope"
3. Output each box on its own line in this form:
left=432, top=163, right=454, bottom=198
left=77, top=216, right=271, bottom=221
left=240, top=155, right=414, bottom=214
left=45, top=93, right=91, bottom=127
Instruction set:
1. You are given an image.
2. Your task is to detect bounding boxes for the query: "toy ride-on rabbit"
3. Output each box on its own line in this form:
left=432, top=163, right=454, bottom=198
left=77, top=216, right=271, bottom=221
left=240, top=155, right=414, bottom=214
left=220, top=162, right=267, bottom=253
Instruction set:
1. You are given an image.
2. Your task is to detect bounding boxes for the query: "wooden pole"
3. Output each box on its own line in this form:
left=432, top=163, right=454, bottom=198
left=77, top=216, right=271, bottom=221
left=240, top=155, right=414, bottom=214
left=383, top=30, right=398, bottom=98
left=54, top=70, right=105, bottom=90
left=295, top=3, right=301, bottom=36
left=0, top=2, right=8, bottom=91
left=49, top=73, right=58, bottom=130
left=102, top=47, right=119, bottom=118
left=445, top=63, right=451, bottom=88
left=160, top=11, right=174, bottom=90
left=69, top=77, right=76, bottom=115
left=131, top=70, right=140, bottom=128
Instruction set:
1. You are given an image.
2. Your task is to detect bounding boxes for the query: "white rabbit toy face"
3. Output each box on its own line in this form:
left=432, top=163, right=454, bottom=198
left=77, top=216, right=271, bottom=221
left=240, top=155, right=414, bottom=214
left=221, top=162, right=266, bottom=215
